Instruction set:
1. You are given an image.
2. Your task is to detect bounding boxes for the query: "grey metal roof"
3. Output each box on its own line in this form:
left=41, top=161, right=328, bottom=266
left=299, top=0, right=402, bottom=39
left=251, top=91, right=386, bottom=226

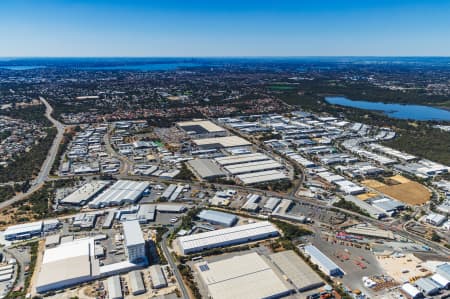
left=437, top=263, right=450, bottom=280
left=304, top=245, right=342, bottom=275
left=187, top=159, right=226, bottom=179
left=107, top=275, right=122, bottom=299
left=415, top=277, right=440, bottom=294
left=269, top=250, right=324, bottom=292
left=149, top=265, right=167, bottom=288
left=197, top=210, right=238, bottom=227
left=129, top=270, right=145, bottom=294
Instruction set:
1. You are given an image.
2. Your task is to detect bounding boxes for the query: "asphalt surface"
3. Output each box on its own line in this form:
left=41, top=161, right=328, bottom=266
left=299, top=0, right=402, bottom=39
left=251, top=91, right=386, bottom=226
left=161, top=228, right=189, bottom=299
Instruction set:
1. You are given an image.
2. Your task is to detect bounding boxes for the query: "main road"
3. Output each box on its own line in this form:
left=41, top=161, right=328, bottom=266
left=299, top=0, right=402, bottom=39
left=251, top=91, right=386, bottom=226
left=0, top=97, right=66, bottom=209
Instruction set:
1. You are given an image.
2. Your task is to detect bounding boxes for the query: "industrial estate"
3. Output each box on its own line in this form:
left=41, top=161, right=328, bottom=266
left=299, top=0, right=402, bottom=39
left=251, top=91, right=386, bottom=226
left=0, top=57, right=449, bottom=299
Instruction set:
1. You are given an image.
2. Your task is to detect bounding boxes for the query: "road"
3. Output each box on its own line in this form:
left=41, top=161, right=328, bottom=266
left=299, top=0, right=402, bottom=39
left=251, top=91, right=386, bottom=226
left=103, top=124, right=133, bottom=175
left=161, top=228, right=189, bottom=299
left=0, top=97, right=65, bottom=210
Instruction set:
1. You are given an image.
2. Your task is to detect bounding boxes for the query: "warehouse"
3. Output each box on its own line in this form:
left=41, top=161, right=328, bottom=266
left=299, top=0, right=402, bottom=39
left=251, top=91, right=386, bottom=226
left=177, top=120, right=227, bottom=138
left=214, top=153, right=271, bottom=166
left=343, top=195, right=386, bottom=219
left=193, top=135, right=251, bottom=149
left=156, top=204, right=187, bottom=213
left=425, top=213, right=447, bottom=226
left=269, top=250, right=324, bottom=292
left=401, top=283, right=422, bottom=299
left=177, top=221, right=279, bottom=255
left=431, top=273, right=450, bottom=289
left=195, top=252, right=293, bottom=299
left=60, top=180, right=110, bottom=206
left=36, top=237, right=99, bottom=293
left=107, top=275, right=123, bottom=299
left=149, top=265, right=167, bottom=289
left=129, top=270, right=145, bottom=295
left=197, top=210, right=238, bottom=227
left=89, top=180, right=149, bottom=208
left=370, top=197, right=405, bottom=216
left=237, top=170, right=288, bottom=185
left=224, top=160, right=282, bottom=175
left=161, top=184, right=177, bottom=200
left=187, top=159, right=226, bottom=180
left=437, top=263, right=450, bottom=280
left=303, top=245, right=344, bottom=277
left=4, top=221, right=43, bottom=241
left=263, top=197, right=281, bottom=212
left=415, top=277, right=440, bottom=296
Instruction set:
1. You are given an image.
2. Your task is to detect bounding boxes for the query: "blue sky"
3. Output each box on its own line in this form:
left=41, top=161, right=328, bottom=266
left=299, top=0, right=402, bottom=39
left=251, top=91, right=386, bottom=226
left=1, top=0, right=450, bottom=57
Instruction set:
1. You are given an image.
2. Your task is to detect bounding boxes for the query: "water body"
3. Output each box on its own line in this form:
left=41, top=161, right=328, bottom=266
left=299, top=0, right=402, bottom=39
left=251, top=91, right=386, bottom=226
left=325, top=96, right=450, bottom=121
left=79, top=62, right=200, bottom=71
left=0, top=65, right=44, bottom=70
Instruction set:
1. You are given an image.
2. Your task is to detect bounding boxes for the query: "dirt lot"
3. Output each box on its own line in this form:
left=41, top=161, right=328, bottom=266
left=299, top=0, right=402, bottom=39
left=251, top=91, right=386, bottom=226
left=362, top=176, right=431, bottom=205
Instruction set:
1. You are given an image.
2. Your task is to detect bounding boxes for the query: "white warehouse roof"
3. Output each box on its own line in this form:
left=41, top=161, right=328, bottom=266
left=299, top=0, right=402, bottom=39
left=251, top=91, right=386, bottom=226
left=177, top=221, right=279, bottom=254
left=195, top=252, right=293, bottom=299
left=122, top=220, right=145, bottom=247
left=237, top=170, right=288, bottom=185
left=89, top=180, right=149, bottom=208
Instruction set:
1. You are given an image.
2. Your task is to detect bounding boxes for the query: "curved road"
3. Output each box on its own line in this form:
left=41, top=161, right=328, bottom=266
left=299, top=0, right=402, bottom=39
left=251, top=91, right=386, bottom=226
left=0, top=97, right=65, bottom=209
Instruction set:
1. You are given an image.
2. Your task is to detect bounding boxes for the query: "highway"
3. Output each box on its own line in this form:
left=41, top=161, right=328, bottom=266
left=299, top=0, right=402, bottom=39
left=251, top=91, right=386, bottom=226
left=0, top=97, right=65, bottom=209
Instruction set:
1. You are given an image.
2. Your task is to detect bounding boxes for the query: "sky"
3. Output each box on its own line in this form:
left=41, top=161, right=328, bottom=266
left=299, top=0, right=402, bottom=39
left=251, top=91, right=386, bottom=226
left=1, top=0, right=450, bottom=57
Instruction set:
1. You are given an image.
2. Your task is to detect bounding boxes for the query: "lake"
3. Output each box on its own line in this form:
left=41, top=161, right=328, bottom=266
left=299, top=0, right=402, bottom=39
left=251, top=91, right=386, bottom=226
left=325, top=96, right=450, bottom=121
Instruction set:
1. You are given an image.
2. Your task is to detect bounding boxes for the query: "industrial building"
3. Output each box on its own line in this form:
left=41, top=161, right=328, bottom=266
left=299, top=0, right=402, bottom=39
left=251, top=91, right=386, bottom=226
left=303, top=245, right=344, bottom=277
left=187, top=159, right=226, bottom=180
left=415, top=277, right=440, bottom=296
left=156, top=204, right=187, bottom=213
left=129, top=270, right=146, bottom=295
left=263, top=197, right=281, bottom=212
left=107, top=275, right=123, bottom=299
left=4, top=221, right=43, bottom=241
left=236, top=170, right=288, bottom=185
left=269, top=250, right=324, bottom=292
left=36, top=237, right=99, bottom=293
left=177, top=120, right=227, bottom=138
left=214, top=153, right=271, bottom=166
left=197, top=210, right=238, bottom=227
left=192, top=135, right=251, bottom=149
left=122, top=220, right=146, bottom=264
left=149, top=265, right=167, bottom=289
left=401, top=283, right=422, bottom=299
left=177, top=221, right=279, bottom=255
left=343, top=195, right=386, bottom=220
left=195, top=252, right=293, bottom=299
left=89, top=180, right=149, bottom=208
left=425, top=213, right=447, bottom=226
left=60, top=180, right=110, bottom=206
left=224, top=160, right=282, bottom=175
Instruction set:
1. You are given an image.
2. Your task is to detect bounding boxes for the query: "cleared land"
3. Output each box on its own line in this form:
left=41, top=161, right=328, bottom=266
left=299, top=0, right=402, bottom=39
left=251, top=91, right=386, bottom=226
left=362, top=176, right=431, bottom=205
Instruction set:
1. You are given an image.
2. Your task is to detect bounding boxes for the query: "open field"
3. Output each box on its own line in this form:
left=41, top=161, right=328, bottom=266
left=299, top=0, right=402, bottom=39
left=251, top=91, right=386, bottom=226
left=362, top=176, right=431, bottom=205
